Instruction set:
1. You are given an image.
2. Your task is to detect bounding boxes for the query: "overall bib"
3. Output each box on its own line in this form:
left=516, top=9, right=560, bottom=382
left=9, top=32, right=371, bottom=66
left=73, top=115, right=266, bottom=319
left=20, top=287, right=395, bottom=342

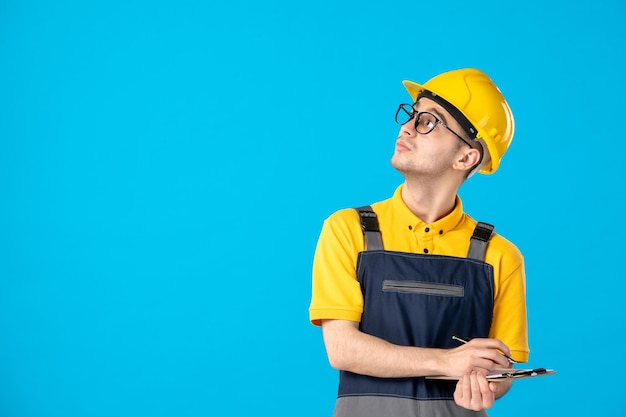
left=334, top=206, right=495, bottom=417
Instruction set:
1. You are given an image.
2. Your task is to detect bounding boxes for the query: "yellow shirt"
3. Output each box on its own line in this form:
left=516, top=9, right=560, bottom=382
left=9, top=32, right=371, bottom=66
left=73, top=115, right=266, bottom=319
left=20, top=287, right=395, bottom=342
left=309, top=185, right=530, bottom=362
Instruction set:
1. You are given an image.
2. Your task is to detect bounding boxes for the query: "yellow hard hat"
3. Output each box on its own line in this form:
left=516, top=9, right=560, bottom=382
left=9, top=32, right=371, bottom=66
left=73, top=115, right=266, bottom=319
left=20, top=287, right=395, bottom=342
left=402, top=68, right=514, bottom=174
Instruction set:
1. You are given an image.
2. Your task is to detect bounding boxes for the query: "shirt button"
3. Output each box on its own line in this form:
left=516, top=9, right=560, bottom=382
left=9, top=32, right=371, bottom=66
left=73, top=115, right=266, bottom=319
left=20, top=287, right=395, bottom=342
left=423, top=248, right=429, bottom=254
left=425, top=227, right=430, bottom=232
left=408, top=225, right=412, bottom=230
left=439, top=230, right=443, bottom=235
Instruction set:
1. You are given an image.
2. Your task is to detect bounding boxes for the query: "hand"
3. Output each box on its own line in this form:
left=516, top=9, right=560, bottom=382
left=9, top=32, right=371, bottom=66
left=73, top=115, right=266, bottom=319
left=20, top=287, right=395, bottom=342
left=443, top=338, right=512, bottom=376
left=454, top=372, right=500, bottom=410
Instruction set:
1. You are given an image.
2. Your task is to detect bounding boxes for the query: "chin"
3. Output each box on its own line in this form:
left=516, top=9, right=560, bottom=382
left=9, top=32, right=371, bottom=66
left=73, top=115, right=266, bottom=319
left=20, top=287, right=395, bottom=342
left=390, top=154, right=407, bottom=171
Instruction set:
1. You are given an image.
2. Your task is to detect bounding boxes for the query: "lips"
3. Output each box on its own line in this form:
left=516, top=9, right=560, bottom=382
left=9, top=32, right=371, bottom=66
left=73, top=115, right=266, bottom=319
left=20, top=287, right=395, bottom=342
left=395, top=139, right=411, bottom=151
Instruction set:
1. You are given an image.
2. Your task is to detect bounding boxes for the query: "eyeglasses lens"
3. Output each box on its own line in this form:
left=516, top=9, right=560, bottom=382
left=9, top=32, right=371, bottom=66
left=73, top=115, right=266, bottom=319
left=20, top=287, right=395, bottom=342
left=395, top=104, right=438, bottom=134
left=395, top=104, right=413, bottom=125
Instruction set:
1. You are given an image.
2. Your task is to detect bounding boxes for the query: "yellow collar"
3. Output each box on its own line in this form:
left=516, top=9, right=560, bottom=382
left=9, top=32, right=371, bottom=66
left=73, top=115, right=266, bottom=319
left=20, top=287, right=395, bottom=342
left=391, top=184, right=465, bottom=235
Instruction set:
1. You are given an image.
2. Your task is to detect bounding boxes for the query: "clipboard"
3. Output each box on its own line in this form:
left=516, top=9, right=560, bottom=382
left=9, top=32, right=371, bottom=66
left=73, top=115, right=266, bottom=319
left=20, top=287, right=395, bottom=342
left=426, top=367, right=556, bottom=381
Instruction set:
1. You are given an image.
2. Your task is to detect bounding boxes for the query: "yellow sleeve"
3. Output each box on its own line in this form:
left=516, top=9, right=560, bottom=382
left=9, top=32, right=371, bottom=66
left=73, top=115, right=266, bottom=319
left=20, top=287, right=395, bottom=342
left=487, top=240, right=530, bottom=363
left=309, top=209, right=365, bottom=326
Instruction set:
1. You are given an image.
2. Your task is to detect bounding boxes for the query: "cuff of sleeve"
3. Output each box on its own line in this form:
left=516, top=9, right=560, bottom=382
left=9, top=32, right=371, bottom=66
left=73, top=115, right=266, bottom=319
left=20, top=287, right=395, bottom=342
left=510, top=349, right=530, bottom=363
left=309, top=308, right=362, bottom=326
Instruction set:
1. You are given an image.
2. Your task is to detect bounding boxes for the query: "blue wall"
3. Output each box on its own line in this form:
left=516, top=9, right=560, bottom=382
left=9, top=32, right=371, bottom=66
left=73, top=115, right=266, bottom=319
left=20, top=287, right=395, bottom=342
left=1, top=0, right=624, bottom=415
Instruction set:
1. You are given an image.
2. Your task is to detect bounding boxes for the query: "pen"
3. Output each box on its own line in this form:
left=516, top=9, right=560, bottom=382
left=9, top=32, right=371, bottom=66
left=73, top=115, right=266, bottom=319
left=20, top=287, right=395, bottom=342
left=452, top=335, right=519, bottom=364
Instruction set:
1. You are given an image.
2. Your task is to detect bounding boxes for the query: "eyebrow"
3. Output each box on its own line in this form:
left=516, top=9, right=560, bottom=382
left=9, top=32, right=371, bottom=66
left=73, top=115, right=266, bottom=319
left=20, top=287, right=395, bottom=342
left=415, top=103, right=451, bottom=125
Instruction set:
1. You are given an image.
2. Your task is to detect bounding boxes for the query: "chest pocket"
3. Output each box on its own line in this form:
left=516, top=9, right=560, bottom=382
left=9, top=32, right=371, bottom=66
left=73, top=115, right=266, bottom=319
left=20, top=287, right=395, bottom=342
left=382, top=279, right=464, bottom=297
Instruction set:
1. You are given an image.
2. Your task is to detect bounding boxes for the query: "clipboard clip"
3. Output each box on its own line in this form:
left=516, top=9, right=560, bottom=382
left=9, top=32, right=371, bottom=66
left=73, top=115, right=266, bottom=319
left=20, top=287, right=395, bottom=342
left=497, top=368, right=547, bottom=379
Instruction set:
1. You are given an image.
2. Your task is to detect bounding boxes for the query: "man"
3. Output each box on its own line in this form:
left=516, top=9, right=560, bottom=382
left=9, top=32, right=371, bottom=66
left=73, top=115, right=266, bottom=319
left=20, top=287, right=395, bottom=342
left=309, top=68, right=529, bottom=417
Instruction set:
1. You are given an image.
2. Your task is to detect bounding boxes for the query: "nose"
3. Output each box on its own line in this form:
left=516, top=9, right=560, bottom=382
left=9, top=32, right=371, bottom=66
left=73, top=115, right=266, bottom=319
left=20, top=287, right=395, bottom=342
left=399, top=118, right=417, bottom=137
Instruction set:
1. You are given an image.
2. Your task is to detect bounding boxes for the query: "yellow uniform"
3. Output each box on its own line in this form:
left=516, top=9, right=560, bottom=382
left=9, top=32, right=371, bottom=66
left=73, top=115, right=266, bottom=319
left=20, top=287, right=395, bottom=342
left=310, top=184, right=529, bottom=362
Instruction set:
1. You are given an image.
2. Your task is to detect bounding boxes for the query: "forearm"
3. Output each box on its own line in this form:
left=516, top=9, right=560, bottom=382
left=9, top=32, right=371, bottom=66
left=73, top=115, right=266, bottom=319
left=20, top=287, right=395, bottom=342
left=321, top=319, right=445, bottom=378
left=322, top=319, right=513, bottom=381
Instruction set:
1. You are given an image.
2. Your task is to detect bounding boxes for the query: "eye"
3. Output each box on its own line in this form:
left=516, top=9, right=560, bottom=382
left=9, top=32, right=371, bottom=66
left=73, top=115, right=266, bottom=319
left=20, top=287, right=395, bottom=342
left=416, top=113, right=438, bottom=133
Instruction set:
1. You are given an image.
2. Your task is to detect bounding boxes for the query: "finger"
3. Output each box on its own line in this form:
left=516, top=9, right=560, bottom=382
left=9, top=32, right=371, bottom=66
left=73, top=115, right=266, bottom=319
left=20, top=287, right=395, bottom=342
left=469, top=338, right=512, bottom=356
left=488, top=381, right=499, bottom=393
left=474, top=348, right=511, bottom=369
left=476, top=374, right=495, bottom=409
left=454, top=375, right=473, bottom=410
left=476, top=372, right=491, bottom=394
left=454, top=376, right=465, bottom=403
left=490, top=352, right=513, bottom=368
left=471, top=357, right=503, bottom=373
left=469, top=372, right=484, bottom=411
left=459, top=341, right=511, bottom=369
left=491, top=339, right=513, bottom=359
left=462, top=374, right=472, bottom=402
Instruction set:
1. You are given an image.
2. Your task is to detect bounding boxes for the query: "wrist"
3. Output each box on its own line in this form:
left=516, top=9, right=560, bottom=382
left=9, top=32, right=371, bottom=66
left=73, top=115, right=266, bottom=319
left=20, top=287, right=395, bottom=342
left=417, top=347, right=448, bottom=376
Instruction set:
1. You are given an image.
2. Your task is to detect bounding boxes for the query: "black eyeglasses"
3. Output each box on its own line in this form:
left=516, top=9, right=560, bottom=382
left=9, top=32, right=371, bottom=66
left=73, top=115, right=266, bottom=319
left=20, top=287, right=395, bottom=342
left=395, top=103, right=474, bottom=149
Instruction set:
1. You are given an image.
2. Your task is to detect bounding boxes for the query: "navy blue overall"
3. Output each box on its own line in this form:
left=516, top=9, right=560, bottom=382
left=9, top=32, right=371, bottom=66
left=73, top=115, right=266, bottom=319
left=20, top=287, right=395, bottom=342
left=338, top=206, right=496, bottom=401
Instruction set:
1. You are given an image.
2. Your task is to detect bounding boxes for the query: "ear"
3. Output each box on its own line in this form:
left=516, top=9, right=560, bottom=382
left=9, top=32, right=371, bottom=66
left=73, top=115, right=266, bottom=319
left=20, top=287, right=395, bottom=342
left=453, top=147, right=482, bottom=172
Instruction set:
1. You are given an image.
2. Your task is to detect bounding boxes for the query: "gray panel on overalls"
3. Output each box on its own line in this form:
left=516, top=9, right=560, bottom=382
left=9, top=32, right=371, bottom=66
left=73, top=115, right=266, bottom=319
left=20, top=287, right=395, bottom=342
left=334, top=206, right=495, bottom=417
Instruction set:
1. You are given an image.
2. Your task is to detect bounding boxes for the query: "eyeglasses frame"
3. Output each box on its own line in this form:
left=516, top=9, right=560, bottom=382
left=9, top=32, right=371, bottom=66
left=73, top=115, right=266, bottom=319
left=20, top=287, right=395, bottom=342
left=395, top=103, right=475, bottom=149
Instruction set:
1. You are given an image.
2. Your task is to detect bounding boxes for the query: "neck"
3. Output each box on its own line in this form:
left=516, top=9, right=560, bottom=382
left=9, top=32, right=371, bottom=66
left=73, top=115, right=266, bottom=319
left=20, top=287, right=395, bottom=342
left=401, top=176, right=461, bottom=224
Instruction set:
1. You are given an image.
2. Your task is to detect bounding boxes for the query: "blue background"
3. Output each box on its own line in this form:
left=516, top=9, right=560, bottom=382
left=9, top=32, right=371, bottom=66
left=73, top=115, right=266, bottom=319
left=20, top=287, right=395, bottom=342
left=1, top=0, right=624, bottom=415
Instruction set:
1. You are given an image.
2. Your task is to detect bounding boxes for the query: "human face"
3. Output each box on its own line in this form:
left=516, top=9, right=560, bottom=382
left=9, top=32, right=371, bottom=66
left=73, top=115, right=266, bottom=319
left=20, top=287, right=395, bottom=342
left=391, top=98, right=471, bottom=177
left=395, top=104, right=475, bottom=149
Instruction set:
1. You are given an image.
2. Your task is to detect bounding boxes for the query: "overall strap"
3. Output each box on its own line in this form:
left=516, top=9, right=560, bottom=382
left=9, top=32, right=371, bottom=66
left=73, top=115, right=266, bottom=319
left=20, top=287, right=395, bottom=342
left=355, top=206, right=383, bottom=251
left=467, top=222, right=495, bottom=261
